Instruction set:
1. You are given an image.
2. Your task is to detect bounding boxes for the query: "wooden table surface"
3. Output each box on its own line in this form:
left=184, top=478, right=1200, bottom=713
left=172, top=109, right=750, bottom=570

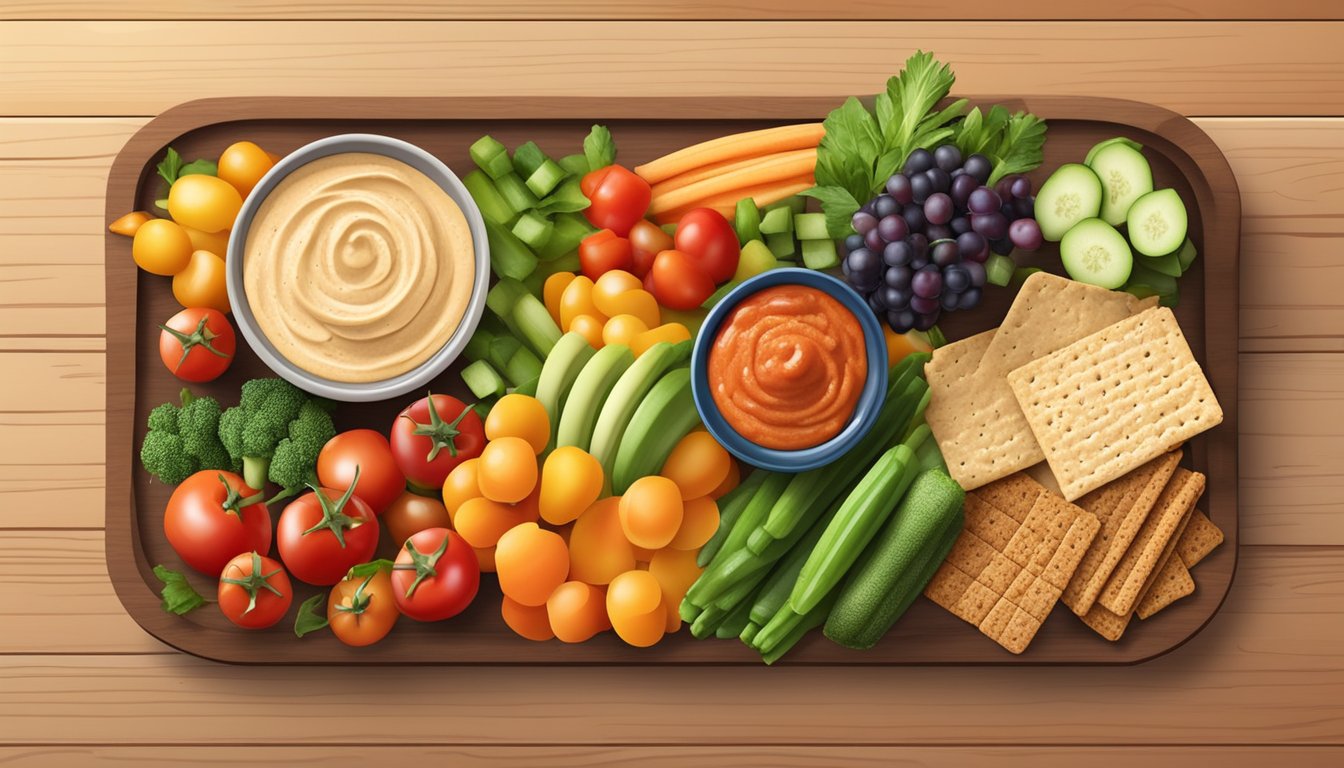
left=1, top=3, right=1342, bottom=765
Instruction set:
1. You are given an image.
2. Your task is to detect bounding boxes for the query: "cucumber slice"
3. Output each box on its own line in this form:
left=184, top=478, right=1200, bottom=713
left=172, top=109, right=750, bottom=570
left=1175, top=237, right=1198, bottom=273
left=1034, top=163, right=1103, bottom=242
left=1088, top=142, right=1153, bottom=226
left=1084, top=136, right=1142, bottom=166
left=1060, top=218, right=1133, bottom=289
left=1126, top=188, right=1187, bottom=257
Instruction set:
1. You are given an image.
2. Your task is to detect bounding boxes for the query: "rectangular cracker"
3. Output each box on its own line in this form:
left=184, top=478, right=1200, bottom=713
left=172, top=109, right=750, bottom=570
left=1136, top=556, right=1196, bottom=620
left=1080, top=498, right=1197, bottom=640
left=1097, top=467, right=1207, bottom=616
left=925, top=273, right=1152, bottom=492
left=1178, top=509, right=1224, bottom=568
left=1007, top=307, right=1224, bottom=500
left=925, top=473, right=1099, bottom=654
left=1061, top=451, right=1183, bottom=616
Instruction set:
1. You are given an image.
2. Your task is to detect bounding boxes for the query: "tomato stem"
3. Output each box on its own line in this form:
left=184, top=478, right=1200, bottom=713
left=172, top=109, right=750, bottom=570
left=217, top=472, right=265, bottom=520
left=218, top=551, right=283, bottom=615
left=333, top=573, right=376, bottom=616
left=402, top=391, right=470, bottom=463
left=158, top=314, right=229, bottom=372
left=398, top=535, right=449, bottom=599
left=300, top=465, right=363, bottom=548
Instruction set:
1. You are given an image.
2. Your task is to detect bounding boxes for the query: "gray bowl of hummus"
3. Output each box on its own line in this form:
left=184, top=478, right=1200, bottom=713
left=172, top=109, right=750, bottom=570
left=226, top=134, right=490, bottom=402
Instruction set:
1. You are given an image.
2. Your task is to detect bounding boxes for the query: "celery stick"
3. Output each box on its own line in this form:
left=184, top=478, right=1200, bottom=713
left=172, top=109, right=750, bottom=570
left=794, top=212, right=829, bottom=241
left=512, top=211, right=554, bottom=251
left=765, top=232, right=796, bottom=259
left=759, top=207, right=793, bottom=235
left=494, top=172, right=539, bottom=215
left=504, top=346, right=544, bottom=386
left=462, top=360, right=506, bottom=399
left=526, top=159, right=568, bottom=198
left=462, top=170, right=515, bottom=226
left=512, top=293, right=563, bottom=357
left=469, top=135, right=512, bottom=180
left=801, top=238, right=839, bottom=270
left=463, top=327, right=495, bottom=363
left=538, top=212, right=595, bottom=261
left=511, top=141, right=548, bottom=180
left=484, top=221, right=539, bottom=282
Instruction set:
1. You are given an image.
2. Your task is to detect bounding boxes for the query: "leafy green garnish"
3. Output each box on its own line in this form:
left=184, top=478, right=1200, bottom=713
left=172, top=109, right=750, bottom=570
left=798, top=185, right=861, bottom=244
left=583, top=124, right=616, bottom=171
left=346, top=559, right=396, bottom=579
left=534, top=178, right=590, bottom=214
left=293, top=593, right=330, bottom=638
left=153, top=564, right=207, bottom=615
left=954, top=106, right=1047, bottom=185
left=155, top=146, right=218, bottom=187
left=180, top=158, right=218, bottom=178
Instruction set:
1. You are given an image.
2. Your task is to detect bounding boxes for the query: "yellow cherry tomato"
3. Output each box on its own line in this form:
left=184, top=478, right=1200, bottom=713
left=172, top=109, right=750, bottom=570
left=440, top=458, right=482, bottom=521
left=453, top=496, right=530, bottom=549
left=501, top=595, right=553, bottom=641
left=710, top=459, right=741, bottom=499
left=543, top=272, right=577, bottom=328
left=559, top=276, right=607, bottom=330
left=568, top=497, right=636, bottom=585
left=109, top=210, right=153, bottom=237
left=618, top=476, right=684, bottom=550
left=569, top=314, right=605, bottom=349
left=591, top=270, right=643, bottom=315
left=648, top=547, right=703, bottom=632
left=547, top=581, right=610, bottom=643
left=496, top=522, right=569, bottom=607
left=181, top=224, right=231, bottom=258
left=172, top=250, right=230, bottom=313
left=484, top=394, right=550, bottom=454
left=216, top=141, right=274, bottom=199
left=630, top=323, right=692, bottom=357
left=601, top=314, right=649, bottom=348
left=167, top=174, right=243, bottom=234
left=668, top=495, right=719, bottom=550
left=660, top=430, right=732, bottom=500
left=606, top=570, right=666, bottom=647
left=599, top=288, right=661, bottom=328
left=132, top=218, right=194, bottom=275
left=538, top=446, right=604, bottom=526
left=476, top=436, right=538, bottom=503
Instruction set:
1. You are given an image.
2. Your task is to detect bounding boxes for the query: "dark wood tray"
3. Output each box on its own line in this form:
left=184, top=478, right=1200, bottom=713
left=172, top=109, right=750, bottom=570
left=105, top=96, right=1239, bottom=665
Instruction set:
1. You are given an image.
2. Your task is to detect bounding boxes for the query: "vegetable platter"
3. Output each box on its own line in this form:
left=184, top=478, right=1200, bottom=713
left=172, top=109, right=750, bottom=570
left=105, top=89, right=1238, bottom=665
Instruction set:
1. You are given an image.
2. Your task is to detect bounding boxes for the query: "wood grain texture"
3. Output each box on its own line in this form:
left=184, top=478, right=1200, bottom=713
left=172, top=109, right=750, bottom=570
left=3, top=22, right=1344, bottom=116
left=0, top=546, right=1340, bottom=742
left=4, top=1, right=1341, bottom=21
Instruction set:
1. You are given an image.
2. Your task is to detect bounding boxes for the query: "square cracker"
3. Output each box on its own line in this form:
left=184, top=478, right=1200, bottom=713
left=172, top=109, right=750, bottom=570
left=925, top=472, right=1099, bottom=654
left=925, top=274, right=1150, bottom=492
left=1136, top=556, right=1196, bottom=620
left=1061, top=451, right=1183, bottom=616
left=1097, top=467, right=1206, bottom=616
left=1178, top=509, right=1224, bottom=568
left=1007, top=307, right=1224, bottom=500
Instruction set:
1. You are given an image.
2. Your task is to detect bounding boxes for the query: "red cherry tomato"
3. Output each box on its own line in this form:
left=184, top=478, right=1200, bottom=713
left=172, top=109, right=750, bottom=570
left=578, top=229, right=634, bottom=280
left=674, top=208, right=740, bottom=283
left=649, top=249, right=716, bottom=310
left=158, top=307, right=235, bottom=383
left=218, top=551, right=293, bottom=629
left=316, top=429, right=405, bottom=515
left=163, top=470, right=271, bottom=577
left=628, top=219, right=673, bottom=278
left=390, top=393, right=485, bottom=490
left=276, top=472, right=380, bottom=585
left=391, top=528, right=480, bottom=622
left=580, top=165, right=651, bottom=236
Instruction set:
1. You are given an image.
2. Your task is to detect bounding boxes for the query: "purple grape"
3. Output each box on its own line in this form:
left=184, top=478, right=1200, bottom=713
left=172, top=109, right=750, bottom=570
left=956, top=231, right=986, bottom=259
left=841, top=258, right=851, bottom=276
left=913, top=311, right=940, bottom=332
left=964, top=245, right=990, bottom=264
left=1009, top=218, right=1044, bottom=251
left=1010, top=176, right=1032, bottom=199
left=950, top=174, right=978, bottom=208
left=994, top=177, right=1015, bottom=201
left=867, top=292, right=886, bottom=312
left=907, top=232, right=929, bottom=257
left=887, top=309, right=916, bottom=334
left=844, top=233, right=864, bottom=252
left=864, top=227, right=884, bottom=251
left=886, top=173, right=913, bottom=204
left=874, top=194, right=900, bottom=219
left=924, top=192, right=953, bottom=225
left=931, top=240, right=959, bottom=268
left=904, top=148, right=934, bottom=175
left=944, top=265, right=971, bottom=293
left=909, top=173, right=932, bottom=204
left=910, top=295, right=939, bottom=315
left=883, top=240, right=913, bottom=267
left=950, top=216, right=972, bottom=235
left=990, top=237, right=1014, bottom=255
left=950, top=168, right=966, bottom=178
left=1010, top=197, right=1035, bottom=220
left=885, top=265, right=912, bottom=289
left=968, top=187, right=1002, bottom=215
left=958, top=287, right=983, bottom=311
left=912, top=268, right=943, bottom=299
left=852, top=211, right=878, bottom=234
left=964, top=260, right=987, bottom=287
left=971, top=212, right=1009, bottom=240
left=926, top=167, right=951, bottom=195
left=934, top=144, right=963, bottom=172
left=964, top=154, right=992, bottom=184
left=847, top=246, right=879, bottom=274
left=902, top=206, right=927, bottom=233
left=909, top=258, right=928, bottom=271
left=877, top=214, right=909, bottom=243
left=882, top=286, right=910, bottom=309
left=940, top=291, right=961, bottom=311
left=925, top=223, right=953, bottom=242
left=860, top=200, right=876, bottom=216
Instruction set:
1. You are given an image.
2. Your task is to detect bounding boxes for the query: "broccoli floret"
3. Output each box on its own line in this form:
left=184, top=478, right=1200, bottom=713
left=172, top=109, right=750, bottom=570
left=139, top=389, right=236, bottom=485
left=267, top=399, right=336, bottom=503
left=217, top=378, right=337, bottom=498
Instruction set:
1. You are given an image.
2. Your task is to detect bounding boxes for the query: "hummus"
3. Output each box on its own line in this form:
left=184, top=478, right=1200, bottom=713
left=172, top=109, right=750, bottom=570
left=243, top=152, right=474, bottom=383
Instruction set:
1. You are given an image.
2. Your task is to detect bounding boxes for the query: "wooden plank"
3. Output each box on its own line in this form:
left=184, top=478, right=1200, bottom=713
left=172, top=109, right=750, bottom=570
left=3, top=1, right=1341, bottom=21
left=0, top=546, right=1340, bottom=741
left=3, top=22, right=1344, bottom=117
left=0, top=745, right=1340, bottom=767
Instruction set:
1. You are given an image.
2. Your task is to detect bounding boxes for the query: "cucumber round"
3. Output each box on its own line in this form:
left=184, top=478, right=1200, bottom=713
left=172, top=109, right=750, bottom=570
left=1060, top=218, right=1133, bottom=289
left=1088, top=142, right=1153, bottom=226
left=1126, top=188, right=1188, bottom=257
left=1034, top=163, right=1102, bottom=242
left=1084, top=136, right=1142, bottom=166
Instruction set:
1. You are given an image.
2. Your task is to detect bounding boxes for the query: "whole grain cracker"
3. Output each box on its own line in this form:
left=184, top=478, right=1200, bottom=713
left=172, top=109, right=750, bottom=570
left=1136, top=556, right=1196, bottom=620
left=1097, top=467, right=1206, bottom=616
left=925, top=473, right=1099, bottom=654
left=1177, top=509, right=1224, bottom=568
left=1080, top=498, right=1197, bottom=640
left=1061, top=451, right=1183, bottom=616
left=1007, top=307, right=1224, bottom=500
left=924, top=328, right=997, bottom=389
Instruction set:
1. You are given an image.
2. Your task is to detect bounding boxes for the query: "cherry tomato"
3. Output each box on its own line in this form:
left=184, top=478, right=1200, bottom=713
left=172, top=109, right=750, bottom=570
left=390, top=393, right=485, bottom=490
left=327, top=568, right=399, bottom=647
left=317, top=429, right=405, bottom=515
left=483, top=394, right=550, bottom=455
left=172, top=250, right=230, bottom=313
left=580, top=165, right=651, bottom=236
left=216, top=141, right=275, bottom=199
left=132, top=218, right=194, bottom=276
left=158, top=307, right=235, bottom=383
left=163, top=470, right=272, bottom=577
left=674, top=208, right=740, bottom=283
left=383, top=490, right=454, bottom=545
left=649, top=249, right=716, bottom=311
left=628, top=220, right=673, bottom=278
left=218, top=551, right=293, bottom=630
left=277, top=473, right=379, bottom=586
left=391, top=528, right=480, bottom=622
left=578, top=229, right=634, bottom=280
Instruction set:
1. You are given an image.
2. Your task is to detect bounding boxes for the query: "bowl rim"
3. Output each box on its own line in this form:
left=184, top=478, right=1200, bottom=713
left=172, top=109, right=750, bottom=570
left=690, top=267, right=889, bottom=473
left=224, top=133, right=490, bottom=402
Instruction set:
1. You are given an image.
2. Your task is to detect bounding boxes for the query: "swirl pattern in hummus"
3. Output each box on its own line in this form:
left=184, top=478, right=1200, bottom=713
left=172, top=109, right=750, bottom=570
left=244, top=152, right=474, bottom=383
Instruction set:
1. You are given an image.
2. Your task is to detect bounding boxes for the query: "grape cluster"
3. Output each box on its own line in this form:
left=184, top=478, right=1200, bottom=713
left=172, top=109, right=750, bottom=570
left=841, top=145, right=1044, bottom=333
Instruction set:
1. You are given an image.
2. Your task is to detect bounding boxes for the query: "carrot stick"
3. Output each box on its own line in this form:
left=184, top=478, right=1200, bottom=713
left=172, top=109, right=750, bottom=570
left=635, top=123, right=825, bottom=185
left=648, top=152, right=819, bottom=215
left=651, top=148, right=817, bottom=198
left=653, top=175, right=814, bottom=226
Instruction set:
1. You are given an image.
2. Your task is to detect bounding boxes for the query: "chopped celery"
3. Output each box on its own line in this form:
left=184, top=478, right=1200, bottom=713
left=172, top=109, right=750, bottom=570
left=462, top=170, right=515, bottom=226
left=484, top=221, right=539, bottom=281
left=734, top=239, right=778, bottom=282
left=793, top=212, right=829, bottom=241
left=511, top=211, right=554, bottom=251
left=486, top=336, right=522, bottom=371
left=764, top=196, right=807, bottom=216
left=487, top=278, right=531, bottom=320
left=985, top=253, right=1016, bottom=287
left=558, top=153, right=590, bottom=177
left=734, top=199, right=761, bottom=245
left=494, top=172, right=539, bottom=215
left=525, top=250, right=582, bottom=296
left=511, top=141, right=549, bottom=179
left=504, top=346, right=544, bottom=386
left=526, top=159, right=568, bottom=198
left=512, top=293, right=563, bottom=357
left=801, top=238, right=839, bottom=270
left=759, top=207, right=793, bottom=235
left=538, top=213, right=595, bottom=261
left=463, top=326, right=495, bottom=362
left=765, top=231, right=796, bottom=259
left=469, top=135, right=512, bottom=180
left=462, top=360, right=506, bottom=399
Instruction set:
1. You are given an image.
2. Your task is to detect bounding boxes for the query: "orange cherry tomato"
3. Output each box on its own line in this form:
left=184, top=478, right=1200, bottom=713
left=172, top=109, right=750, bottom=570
left=578, top=229, right=634, bottom=280
left=649, top=249, right=715, bottom=311
left=327, top=568, right=400, bottom=647
left=628, top=219, right=673, bottom=278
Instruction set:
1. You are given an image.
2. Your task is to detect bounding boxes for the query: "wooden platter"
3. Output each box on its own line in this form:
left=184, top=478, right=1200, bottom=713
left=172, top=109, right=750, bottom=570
left=104, top=96, right=1239, bottom=664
